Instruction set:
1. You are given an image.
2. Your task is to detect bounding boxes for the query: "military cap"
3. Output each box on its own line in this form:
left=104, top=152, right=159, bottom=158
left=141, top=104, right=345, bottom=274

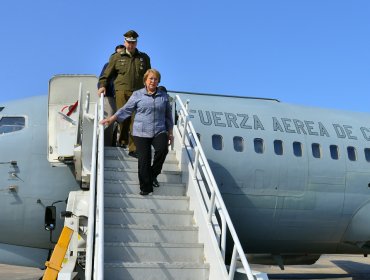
left=124, top=30, right=139, bottom=42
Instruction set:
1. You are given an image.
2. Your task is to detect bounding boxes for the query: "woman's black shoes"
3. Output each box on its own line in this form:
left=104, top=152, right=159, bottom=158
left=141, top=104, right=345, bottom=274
left=128, top=151, right=138, bottom=158
left=140, top=191, right=153, bottom=196
left=153, top=178, right=160, bottom=188
left=139, top=178, right=159, bottom=195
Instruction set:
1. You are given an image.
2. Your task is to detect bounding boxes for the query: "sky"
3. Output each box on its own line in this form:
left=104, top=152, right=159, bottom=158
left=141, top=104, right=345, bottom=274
left=0, top=0, right=369, bottom=112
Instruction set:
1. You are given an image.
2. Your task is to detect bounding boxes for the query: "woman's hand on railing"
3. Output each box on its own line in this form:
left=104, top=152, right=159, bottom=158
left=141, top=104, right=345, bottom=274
left=168, top=129, right=174, bottom=146
left=168, top=134, right=174, bottom=146
left=100, top=115, right=117, bottom=127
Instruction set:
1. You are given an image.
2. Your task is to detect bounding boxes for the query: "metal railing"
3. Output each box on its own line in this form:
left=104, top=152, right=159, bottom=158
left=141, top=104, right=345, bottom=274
left=85, top=95, right=105, bottom=280
left=96, top=95, right=105, bottom=279
left=85, top=102, right=98, bottom=279
left=174, top=95, right=255, bottom=280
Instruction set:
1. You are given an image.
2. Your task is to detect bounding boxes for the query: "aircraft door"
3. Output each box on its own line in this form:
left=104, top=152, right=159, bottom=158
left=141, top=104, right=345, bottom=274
left=275, top=139, right=308, bottom=194
left=307, top=141, right=346, bottom=210
left=275, top=138, right=345, bottom=244
left=276, top=140, right=345, bottom=246
left=47, top=75, right=98, bottom=163
left=48, top=75, right=100, bottom=185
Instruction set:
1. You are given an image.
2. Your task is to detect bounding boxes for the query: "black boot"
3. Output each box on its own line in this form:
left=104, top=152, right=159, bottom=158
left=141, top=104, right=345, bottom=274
left=153, top=177, right=160, bottom=188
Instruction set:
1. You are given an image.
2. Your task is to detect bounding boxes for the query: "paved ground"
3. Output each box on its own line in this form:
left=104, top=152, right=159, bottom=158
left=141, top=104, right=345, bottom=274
left=0, top=254, right=369, bottom=280
left=249, top=254, right=370, bottom=280
left=0, top=264, right=43, bottom=280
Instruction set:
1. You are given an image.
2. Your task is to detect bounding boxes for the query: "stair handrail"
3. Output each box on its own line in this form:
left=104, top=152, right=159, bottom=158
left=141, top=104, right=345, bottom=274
left=85, top=102, right=99, bottom=279
left=85, top=95, right=105, bottom=279
left=174, top=94, right=255, bottom=280
left=95, top=95, right=105, bottom=279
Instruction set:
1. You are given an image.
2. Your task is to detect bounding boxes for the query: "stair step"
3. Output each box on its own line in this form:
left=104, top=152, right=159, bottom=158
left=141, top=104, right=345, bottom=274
left=105, top=224, right=198, bottom=243
left=104, top=154, right=178, bottom=163
left=104, top=193, right=189, bottom=210
left=104, top=207, right=194, bottom=226
left=104, top=262, right=210, bottom=280
left=105, top=242, right=204, bottom=263
left=105, top=168, right=182, bottom=183
left=103, top=147, right=210, bottom=280
left=104, top=147, right=177, bottom=161
left=104, top=180, right=186, bottom=196
left=105, top=158, right=179, bottom=171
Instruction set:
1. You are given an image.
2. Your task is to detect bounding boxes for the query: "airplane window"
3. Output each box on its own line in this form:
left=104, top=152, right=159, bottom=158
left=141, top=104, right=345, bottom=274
left=293, top=141, right=303, bottom=157
left=311, top=143, right=321, bottom=158
left=347, top=146, right=357, bottom=161
left=212, top=134, right=223, bottom=151
left=365, top=148, right=370, bottom=162
left=254, top=138, right=264, bottom=154
left=330, top=145, right=339, bottom=160
left=233, top=136, right=244, bottom=152
left=0, top=117, right=25, bottom=134
left=274, top=140, right=283, bottom=155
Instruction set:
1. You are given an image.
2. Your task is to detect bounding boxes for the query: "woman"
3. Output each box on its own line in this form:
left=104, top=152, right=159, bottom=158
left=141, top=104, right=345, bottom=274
left=100, top=69, right=174, bottom=195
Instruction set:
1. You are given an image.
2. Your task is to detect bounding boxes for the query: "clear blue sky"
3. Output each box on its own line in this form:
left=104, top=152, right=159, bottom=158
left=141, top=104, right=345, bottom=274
left=1, top=0, right=369, bottom=112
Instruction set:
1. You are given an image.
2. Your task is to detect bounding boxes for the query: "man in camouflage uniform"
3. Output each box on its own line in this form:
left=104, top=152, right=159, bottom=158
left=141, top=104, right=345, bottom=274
left=98, top=30, right=151, bottom=157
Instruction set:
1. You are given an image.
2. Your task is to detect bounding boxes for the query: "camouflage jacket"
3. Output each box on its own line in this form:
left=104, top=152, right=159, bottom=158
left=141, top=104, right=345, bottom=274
left=99, top=48, right=151, bottom=92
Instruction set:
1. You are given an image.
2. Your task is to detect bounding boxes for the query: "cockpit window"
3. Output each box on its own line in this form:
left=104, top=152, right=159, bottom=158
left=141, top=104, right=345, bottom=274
left=0, top=117, right=25, bottom=134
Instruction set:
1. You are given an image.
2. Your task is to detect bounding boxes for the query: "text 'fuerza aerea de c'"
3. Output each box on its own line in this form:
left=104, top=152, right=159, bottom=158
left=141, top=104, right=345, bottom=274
left=189, top=110, right=370, bottom=141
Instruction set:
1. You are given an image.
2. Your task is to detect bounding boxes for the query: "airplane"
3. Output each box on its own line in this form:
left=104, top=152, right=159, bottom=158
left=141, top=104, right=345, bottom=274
left=0, top=74, right=370, bottom=273
left=0, top=94, right=80, bottom=268
left=0, top=75, right=98, bottom=268
left=171, top=90, right=370, bottom=266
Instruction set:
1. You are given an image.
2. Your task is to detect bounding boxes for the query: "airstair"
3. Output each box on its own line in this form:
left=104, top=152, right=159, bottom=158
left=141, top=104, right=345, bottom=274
left=102, top=147, right=209, bottom=279
left=45, top=75, right=268, bottom=280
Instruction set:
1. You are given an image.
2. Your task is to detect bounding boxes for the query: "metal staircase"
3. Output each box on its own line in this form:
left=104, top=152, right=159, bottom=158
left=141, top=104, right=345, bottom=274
left=103, top=147, right=210, bottom=279
left=48, top=79, right=268, bottom=280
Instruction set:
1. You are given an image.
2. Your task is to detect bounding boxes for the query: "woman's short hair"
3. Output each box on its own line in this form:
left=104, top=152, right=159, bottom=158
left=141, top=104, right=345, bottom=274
left=143, top=69, right=161, bottom=84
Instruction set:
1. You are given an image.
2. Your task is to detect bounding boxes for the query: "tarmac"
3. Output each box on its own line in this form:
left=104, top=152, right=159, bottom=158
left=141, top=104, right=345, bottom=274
left=250, top=254, right=370, bottom=280
left=0, top=254, right=369, bottom=280
left=0, top=263, right=43, bottom=280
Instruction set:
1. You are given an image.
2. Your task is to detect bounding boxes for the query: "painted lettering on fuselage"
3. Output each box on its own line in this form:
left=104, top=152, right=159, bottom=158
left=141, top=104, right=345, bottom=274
left=189, top=109, right=369, bottom=141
